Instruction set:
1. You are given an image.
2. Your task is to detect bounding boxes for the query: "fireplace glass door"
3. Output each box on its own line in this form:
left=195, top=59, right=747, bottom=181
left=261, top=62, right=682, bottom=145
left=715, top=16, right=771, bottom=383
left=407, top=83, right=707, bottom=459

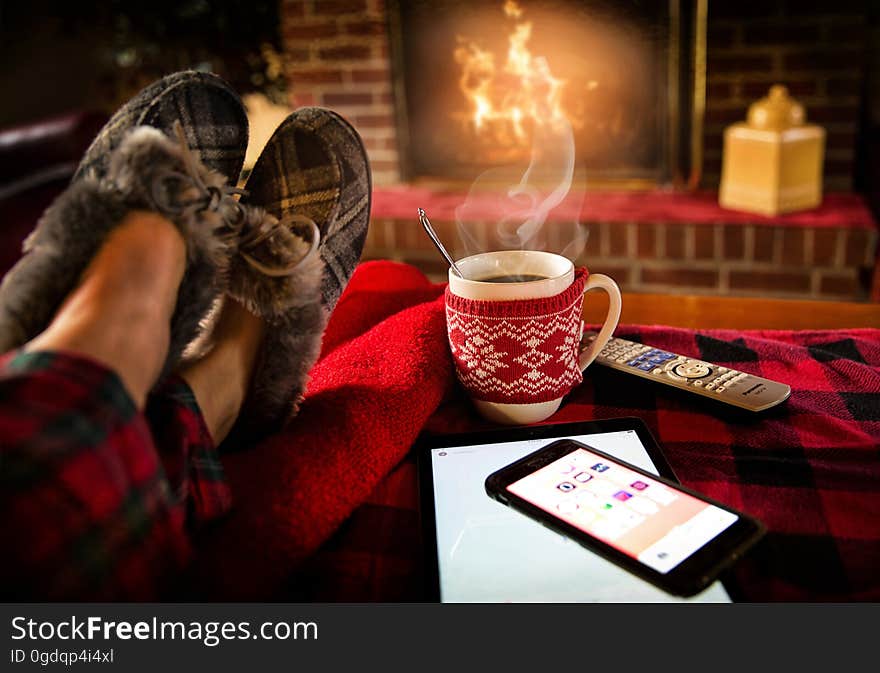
left=389, top=0, right=704, bottom=188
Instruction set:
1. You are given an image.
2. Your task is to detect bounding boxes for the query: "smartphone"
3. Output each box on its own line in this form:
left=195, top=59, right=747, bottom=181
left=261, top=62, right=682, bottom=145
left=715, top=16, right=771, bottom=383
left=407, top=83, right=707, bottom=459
left=484, top=438, right=766, bottom=597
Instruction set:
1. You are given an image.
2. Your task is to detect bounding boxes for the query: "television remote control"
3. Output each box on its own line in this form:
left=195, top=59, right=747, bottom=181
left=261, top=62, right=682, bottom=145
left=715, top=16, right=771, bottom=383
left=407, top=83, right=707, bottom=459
left=584, top=332, right=791, bottom=412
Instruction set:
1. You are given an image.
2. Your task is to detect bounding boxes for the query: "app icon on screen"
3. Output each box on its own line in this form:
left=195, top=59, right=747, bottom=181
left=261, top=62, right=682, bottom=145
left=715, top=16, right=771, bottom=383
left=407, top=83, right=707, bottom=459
left=560, top=463, right=577, bottom=474
left=557, top=482, right=576, bottom=492
left=630, top=480, right=649, bottom=491
left=573, top=471, right=593, bottom=483
left=613, top=491, right=632, bottom=502
left=556, top=500, right=580, bottom=514
left=591, top=463, right=610, bottom=473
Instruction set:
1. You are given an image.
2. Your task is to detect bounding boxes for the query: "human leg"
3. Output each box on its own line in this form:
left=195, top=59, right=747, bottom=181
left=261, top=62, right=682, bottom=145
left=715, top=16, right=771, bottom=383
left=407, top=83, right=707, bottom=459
left=0, top=72, right=251, bottom=598
left=26, top=211, right=185, bottom=408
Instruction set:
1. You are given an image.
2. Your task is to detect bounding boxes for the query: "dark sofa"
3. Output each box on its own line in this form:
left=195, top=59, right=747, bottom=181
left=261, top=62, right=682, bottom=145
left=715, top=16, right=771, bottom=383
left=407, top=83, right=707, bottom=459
left=0, top=111, right=108, bottom=276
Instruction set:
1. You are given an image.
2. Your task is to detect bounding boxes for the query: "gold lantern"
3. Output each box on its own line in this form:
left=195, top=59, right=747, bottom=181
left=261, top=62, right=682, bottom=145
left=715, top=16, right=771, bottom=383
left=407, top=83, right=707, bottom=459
left=719, top=85, right=825, bottom=216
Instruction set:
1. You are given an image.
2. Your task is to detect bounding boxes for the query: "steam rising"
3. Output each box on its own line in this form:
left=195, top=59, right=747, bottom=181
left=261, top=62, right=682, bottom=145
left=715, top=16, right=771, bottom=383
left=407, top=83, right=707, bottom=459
left=455, top=111, right=589, bottom=263
left=453, top=1, right=589, bottom=266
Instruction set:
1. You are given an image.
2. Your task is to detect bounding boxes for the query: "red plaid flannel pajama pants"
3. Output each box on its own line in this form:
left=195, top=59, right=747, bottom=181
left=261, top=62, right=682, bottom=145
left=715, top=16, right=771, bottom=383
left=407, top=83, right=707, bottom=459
left=0, top=349, right=231, bottom=600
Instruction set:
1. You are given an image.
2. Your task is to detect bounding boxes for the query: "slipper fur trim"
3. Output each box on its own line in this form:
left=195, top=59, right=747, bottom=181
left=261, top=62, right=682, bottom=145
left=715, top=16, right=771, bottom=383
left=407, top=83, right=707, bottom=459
left=0, top=127, right=236, bottom=377
left=226, top=210, right=327, bottom=435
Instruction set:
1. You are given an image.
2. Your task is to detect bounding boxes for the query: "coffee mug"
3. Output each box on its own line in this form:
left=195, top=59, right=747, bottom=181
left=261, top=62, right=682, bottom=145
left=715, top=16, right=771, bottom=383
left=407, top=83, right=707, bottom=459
left=445, top=250, right=621, bottom=424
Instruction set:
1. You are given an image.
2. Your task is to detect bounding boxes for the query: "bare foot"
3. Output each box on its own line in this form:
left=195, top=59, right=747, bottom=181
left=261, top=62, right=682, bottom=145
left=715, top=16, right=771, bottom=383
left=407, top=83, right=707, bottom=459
left=26, top=211, right=186, bottom=408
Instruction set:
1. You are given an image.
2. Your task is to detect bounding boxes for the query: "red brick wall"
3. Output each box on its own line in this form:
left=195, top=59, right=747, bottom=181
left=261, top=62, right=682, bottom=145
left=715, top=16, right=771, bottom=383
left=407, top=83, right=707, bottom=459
left=364, top=215, right=877, bottom=301
left=281, top=0, right=400, bottom=185
left=703, top=1, right=869, bottom=191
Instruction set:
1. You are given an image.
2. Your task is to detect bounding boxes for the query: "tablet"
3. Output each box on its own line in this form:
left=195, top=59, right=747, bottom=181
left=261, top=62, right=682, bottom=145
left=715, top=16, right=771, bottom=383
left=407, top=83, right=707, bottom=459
left=417, top=418, right=735, bottom=603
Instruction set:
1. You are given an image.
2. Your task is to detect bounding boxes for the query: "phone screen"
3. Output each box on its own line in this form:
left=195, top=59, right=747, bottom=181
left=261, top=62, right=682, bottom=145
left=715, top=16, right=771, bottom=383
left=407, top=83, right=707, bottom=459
left=506, top=447, right=739, bottom=574
left=427, top=427, right=732, bottom=602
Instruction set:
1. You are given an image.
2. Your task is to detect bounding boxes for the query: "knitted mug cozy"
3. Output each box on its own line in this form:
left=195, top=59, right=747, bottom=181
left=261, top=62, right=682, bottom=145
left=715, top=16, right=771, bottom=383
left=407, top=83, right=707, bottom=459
left=445, top=268, right=589, bottom=404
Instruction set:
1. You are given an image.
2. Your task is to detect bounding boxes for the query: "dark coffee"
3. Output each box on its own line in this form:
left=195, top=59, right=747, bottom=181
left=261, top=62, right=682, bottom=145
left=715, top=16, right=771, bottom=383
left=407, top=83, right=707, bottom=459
left=478, top=274, right=549, bottom=283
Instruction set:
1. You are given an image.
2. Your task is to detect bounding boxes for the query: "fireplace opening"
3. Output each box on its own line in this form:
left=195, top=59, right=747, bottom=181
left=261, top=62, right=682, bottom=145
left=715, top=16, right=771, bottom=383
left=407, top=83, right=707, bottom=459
left=389, top=0, right=705, bottom=188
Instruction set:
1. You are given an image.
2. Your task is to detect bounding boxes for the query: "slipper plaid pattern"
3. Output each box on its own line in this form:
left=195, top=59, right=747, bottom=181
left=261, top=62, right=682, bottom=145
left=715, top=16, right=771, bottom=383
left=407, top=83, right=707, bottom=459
left=74, top=70, right=248, bottom=185
left=242, top=107, right=371, bottom=314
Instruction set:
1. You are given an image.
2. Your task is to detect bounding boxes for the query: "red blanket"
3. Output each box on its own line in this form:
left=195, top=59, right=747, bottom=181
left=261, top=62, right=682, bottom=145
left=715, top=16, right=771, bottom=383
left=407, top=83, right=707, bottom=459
left=193, top=262, right=453, bottom=597
left=194, top=261, right=880, bottom=602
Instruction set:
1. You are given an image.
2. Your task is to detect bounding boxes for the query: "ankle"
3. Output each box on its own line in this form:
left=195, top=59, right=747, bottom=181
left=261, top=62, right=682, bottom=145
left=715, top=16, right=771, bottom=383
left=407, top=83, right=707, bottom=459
left=178, top=299, right=266, bottom=443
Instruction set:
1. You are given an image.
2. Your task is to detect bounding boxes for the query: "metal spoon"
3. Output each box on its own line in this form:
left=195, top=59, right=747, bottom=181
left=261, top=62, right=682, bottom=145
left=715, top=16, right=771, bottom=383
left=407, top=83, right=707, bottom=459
left=418, top=207, right=464, bottom=278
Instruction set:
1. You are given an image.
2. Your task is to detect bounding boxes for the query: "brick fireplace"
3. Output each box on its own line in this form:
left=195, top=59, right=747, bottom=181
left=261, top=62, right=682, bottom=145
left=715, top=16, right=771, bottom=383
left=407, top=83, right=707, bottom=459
left=280, top=0, right=878, bottom=301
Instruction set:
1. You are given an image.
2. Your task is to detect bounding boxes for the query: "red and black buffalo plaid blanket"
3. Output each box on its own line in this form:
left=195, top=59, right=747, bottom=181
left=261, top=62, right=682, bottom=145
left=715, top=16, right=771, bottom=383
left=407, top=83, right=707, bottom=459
left=190, top=260, right=879, bottom=602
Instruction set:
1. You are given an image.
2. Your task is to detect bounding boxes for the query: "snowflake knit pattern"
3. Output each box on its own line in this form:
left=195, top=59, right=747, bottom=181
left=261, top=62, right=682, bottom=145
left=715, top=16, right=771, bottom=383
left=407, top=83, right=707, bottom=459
left=445, top=268, right=588, bottom=404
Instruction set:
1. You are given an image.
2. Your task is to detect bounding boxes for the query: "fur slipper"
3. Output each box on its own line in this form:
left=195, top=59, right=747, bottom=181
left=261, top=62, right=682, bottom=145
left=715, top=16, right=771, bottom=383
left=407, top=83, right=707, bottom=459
left=240, top=107, right=371, bottom=314
left=227, top=211, right=325, bottom=435
left=0, top=124, right=258, bottom=377
left=225, top=107, right=371, bottom=437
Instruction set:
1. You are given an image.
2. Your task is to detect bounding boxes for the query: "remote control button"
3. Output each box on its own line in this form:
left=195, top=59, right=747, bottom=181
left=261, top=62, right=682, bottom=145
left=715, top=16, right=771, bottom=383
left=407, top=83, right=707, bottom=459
left=665, top=371, right=685, bottom=382
left=673, top=362, right=712, bottom=379
left=692, top=380, right=703, bottom=386
left=716, top=387, right=725, bottom=393
left=652, top=368, right=663, bottom=375
left=638, top=363, right=655, bottom=372
left=706, top=383, right=715, bottom=390
left=718, top=367, right=728, bottom=373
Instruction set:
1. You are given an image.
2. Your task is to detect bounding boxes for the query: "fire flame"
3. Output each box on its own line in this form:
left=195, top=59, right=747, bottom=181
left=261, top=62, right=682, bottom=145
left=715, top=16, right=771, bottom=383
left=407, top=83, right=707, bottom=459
left=454, top=0, right=572, bottom=145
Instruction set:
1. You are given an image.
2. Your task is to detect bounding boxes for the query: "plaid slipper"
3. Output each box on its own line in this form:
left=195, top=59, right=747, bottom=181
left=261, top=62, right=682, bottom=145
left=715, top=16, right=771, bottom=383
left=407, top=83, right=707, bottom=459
left=0, top=124, right=265, bottom=378
left=226, top=107, right=371, bottom=436
left=240, top=107, right=371, bottom=313
left=74, top=70, right=248, bottom=185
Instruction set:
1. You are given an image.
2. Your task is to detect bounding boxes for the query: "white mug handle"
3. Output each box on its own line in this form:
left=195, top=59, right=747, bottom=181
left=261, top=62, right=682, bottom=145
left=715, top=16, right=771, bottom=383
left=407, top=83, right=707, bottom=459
left=578, top=273, right=622, bottom=371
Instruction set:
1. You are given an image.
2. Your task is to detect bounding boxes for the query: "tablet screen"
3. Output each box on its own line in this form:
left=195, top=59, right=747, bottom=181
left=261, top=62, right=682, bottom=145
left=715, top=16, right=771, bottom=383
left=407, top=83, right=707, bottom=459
left=426, top=424, right=731, bottom=602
